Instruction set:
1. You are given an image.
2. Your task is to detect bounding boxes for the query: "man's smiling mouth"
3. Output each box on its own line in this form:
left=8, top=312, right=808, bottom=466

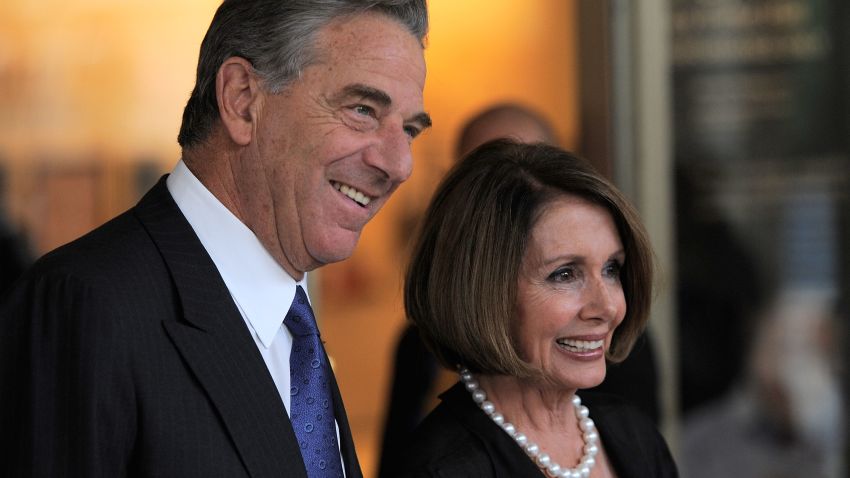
left=331, top=181, right=372, bottom=207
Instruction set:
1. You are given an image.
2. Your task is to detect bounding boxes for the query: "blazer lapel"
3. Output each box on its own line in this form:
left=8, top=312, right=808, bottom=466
left=134, top=177, right=308, bottom=478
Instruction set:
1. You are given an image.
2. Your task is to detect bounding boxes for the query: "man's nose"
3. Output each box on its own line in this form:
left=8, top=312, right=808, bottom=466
left=364, top=120, right=414, bottom=184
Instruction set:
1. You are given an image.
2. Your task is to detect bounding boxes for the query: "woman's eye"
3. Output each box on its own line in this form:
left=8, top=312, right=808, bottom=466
left=604, top=261, right=622, bottom=279
left=548, top=267, right=577, bottom=283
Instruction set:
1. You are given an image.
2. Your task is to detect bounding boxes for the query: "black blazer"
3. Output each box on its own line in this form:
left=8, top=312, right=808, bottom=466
left=393, top=382, right=678, bottom=478
left=0, top=177, right=362, bottom=478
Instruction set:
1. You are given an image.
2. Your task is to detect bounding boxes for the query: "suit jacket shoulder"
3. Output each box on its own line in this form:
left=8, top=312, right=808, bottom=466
left=393, top=382, right=541, bottom=478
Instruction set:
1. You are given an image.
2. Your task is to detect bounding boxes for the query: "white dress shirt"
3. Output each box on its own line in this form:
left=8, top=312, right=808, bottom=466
left=166, top=160, right=346, bottom=473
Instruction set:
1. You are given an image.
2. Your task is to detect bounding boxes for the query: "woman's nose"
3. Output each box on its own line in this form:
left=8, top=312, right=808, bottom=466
left=580, top=277, right=623, bottom=323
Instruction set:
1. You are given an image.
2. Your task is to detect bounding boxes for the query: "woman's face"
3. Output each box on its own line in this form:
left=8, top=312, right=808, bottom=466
left=514, top=194, right=627, bottom=390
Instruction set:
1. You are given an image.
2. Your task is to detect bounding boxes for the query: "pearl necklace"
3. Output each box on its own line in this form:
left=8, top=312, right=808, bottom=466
left=459, top=368, right=600, bottom=478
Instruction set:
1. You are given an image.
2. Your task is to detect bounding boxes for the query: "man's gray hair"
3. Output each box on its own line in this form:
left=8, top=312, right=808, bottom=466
left=177, top=0, right=428, bottom=149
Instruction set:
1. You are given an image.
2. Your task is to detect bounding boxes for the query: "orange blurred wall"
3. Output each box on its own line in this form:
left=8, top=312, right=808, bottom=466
left=0, top=0, right=219, bottom=252
left=0, top=2, right=579, bottom=477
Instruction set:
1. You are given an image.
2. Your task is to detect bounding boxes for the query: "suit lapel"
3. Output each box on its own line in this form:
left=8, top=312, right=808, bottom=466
left=328, top=358, right=362, bottom=478
left=134, top=178, right=308, bottom=478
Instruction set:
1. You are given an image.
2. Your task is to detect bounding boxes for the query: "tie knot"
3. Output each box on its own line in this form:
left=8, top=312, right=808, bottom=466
left=284, top=285, right=319, bottom=337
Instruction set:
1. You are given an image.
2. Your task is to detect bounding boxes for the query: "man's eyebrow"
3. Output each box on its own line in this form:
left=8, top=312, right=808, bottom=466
left=337, top=83, right=432, bottom=129
left=337, top=84, right=392, bottom=107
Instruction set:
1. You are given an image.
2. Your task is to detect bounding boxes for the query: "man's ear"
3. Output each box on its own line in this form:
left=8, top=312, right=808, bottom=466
left=216, top=56, right=262, bottom=146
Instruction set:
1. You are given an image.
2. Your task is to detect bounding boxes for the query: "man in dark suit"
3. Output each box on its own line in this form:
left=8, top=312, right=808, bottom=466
left=0, top=1, right=430, bottom=477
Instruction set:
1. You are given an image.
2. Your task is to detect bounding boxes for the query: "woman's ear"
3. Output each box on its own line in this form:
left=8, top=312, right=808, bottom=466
left=215, top=56, right=262, bottom=146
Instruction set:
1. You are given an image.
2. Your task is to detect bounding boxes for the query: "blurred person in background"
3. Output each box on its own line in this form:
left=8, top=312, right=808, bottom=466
left=681, top=288, right=844, bottom=478
left=675, top=167, right=765, bottom=416
left=0, top=1, right=430, bottom=476
left=0, top=215, right=28, bottom=292
left=675, top=161, right=847, bottom=477
left=0, top=167, right=32, bottom=294
left=392, top=140, right=677, bottom=477
left=453, top=103, right=559, bottom=158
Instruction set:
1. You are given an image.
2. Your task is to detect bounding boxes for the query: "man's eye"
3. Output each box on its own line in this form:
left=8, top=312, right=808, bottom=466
left=353, top=104, right=375, bottom=117
left=403, top=125, right=421, bottom=139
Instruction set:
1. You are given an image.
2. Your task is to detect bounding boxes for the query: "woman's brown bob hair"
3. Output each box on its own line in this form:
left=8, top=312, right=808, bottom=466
left=405, top=140, right=654, bottom=379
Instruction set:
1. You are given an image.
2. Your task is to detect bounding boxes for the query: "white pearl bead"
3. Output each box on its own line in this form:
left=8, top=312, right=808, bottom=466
left=582, top=456, right=596, bottom=468
left=464, top=381, right=479, bottom=392
left=568, top=470, right=582, bottom=478
left=577, top=405, right=589, bottom=419
left=472, top=390, right=486, bottom=403
left=583, top=430, right=598, bottom=442
left=584, top=443, right=599, bottom=456
left=481, top=401, right=495, bottom=415
left=571, top=395, right=581, bottom=406
left=579, top=464, right=591, bottom=477
left=514, top=433, right=527, bottom=446
left=501, top=422, right=516, bottom=436
left=460, top=371, right=473, bottom=382
left=580, top=418, right=594, bottom=431
left=525, top=443, right=539, bottom=457
left=491, top=413, right=504, bottom=425
left=546, top=463, right=561, bottom=476
left=536, top=453, right=550, bottom=467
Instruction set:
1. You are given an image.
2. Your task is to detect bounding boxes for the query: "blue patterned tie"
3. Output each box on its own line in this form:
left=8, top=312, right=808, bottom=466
left=284, top=286, right=344, bottom=477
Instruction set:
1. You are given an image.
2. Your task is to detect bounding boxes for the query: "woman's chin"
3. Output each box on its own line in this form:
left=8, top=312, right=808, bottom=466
left=544, top=366, right=607, bottom=392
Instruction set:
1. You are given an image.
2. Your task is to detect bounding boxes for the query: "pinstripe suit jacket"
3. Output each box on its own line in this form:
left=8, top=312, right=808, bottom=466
left=0, top=177, right=362, bottom=478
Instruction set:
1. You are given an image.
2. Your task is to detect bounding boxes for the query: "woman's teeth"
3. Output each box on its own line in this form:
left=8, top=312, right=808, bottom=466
left=556, top=338, right=604, bottom=352
left=332, top=181, right=371, bottom=206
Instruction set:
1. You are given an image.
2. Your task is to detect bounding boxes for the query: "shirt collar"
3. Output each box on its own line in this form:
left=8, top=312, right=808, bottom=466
left=166, top=159, right=307, bottom=348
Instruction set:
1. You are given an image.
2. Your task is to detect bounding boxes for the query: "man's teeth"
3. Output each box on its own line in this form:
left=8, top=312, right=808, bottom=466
left=556, top=338, right=604, bottom=352
left=332, top=181, right=371, bottom=206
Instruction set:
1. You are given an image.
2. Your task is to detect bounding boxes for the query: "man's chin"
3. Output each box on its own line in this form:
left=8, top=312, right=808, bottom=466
left=307, top=233, right=362, bottom=266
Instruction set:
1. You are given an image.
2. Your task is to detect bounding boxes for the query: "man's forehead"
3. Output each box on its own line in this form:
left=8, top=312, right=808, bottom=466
left=314, top=12, right=424, bottom=62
